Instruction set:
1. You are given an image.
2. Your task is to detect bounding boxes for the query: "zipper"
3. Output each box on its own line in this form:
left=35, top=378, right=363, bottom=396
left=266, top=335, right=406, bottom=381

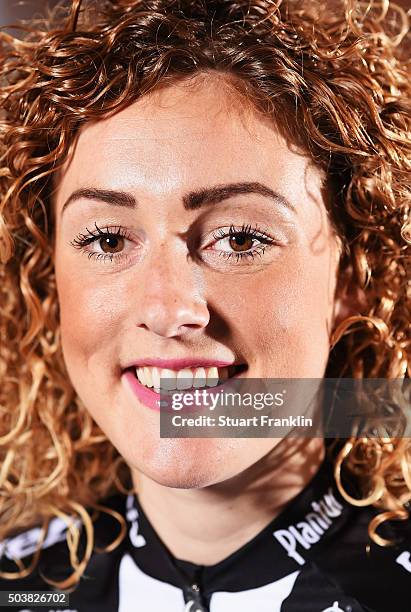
left=183, top=582, right=208, bottom=611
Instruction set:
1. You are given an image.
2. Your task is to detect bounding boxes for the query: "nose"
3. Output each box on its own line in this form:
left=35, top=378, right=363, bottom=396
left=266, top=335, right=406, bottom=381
left=135, top=249, right=210, bottom=338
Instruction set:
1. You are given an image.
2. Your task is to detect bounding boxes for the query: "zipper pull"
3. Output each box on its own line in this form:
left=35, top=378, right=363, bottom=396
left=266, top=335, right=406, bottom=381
left=183, top=583, right=208, bottom=612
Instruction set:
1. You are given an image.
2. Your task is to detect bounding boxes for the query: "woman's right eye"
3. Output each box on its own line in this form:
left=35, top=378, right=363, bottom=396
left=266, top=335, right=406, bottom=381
left=69, top=223, right=135, bottom=263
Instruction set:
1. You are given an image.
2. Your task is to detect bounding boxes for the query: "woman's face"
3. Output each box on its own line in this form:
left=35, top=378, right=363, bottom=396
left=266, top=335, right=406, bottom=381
left=54, top=76, right=343, bottom=488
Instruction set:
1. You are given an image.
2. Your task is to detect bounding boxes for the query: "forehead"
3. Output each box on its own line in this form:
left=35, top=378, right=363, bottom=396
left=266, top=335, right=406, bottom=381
left=56, top=75, right=325, bottom=206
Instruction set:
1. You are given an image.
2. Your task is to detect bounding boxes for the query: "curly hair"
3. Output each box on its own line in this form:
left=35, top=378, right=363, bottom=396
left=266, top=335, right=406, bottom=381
left=0, top=0, right=410, bottom=589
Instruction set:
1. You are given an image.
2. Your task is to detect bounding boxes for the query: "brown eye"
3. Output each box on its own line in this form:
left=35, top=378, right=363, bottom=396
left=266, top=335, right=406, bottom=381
left=99, top=235, right=125, bottom=254
left=228, top=232, right=254, bottom=252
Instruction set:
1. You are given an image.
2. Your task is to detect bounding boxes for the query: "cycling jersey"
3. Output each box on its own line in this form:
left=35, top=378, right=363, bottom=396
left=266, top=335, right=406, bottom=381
left=1, top=455, right=410, bottom=612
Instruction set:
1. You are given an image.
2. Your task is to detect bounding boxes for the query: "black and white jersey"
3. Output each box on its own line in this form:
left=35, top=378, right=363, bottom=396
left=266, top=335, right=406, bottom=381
left=1, top=455, right=410, bottom=612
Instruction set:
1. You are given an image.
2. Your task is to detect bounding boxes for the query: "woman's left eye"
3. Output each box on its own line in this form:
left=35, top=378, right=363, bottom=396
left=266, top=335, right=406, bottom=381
left=204, top=223, right=278, bottom=262
left=69, top=223, right=133, bottom=262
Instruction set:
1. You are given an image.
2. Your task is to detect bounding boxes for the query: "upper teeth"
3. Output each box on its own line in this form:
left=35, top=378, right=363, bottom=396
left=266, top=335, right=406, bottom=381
left=135, top=366, right=231, bottom=391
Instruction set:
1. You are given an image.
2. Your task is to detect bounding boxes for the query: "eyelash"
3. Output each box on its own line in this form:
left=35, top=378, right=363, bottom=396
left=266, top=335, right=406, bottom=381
left=209, top=223, right=277, bottom=262
left=69, top=222, right=277, bottom=264
left=69, top=222, right=133, bottom=263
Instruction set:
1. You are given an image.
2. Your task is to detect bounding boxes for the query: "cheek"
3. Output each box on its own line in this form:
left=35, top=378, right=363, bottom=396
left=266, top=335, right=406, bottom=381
left=55, top=265, right=125, bottom=395
left=213, top=248, right=337, bottom=377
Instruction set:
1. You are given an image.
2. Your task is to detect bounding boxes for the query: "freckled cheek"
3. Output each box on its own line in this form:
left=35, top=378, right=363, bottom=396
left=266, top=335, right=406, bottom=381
left=56, top=271, right=125, bottom=379
left=213, top=261, right=333, bottom=376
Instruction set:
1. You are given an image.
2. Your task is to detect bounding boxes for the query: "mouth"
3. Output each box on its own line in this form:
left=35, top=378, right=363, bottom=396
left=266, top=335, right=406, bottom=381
left=123, top=363, right=248, bottom=394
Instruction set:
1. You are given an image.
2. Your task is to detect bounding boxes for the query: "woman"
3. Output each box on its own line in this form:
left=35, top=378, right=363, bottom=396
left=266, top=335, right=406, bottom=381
left=0, top=0, right=409, bottom=610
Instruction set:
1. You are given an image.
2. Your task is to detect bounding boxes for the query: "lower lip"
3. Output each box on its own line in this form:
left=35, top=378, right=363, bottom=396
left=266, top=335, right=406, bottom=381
left=121, top=369, right=246, bottom=412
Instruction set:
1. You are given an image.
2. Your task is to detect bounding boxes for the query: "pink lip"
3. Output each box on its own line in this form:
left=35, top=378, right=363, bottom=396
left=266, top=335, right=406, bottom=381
left=122, top=358, right=235, bottom=370
left=121, top=367, right=245, bottom=412
left=122, top=370, right=164, bottom=411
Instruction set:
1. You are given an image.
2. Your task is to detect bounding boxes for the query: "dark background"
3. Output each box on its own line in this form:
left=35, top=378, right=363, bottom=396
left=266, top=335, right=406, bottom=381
left=0, top=0, right=59, bottom=24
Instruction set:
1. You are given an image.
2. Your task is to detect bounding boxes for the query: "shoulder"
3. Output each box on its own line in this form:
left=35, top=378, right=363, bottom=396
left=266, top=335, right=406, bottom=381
left=312, top=503, right=411, bottom=612
left=0, top=494, right=127, bottom=586
left=0, top=515, right=80, bottom=566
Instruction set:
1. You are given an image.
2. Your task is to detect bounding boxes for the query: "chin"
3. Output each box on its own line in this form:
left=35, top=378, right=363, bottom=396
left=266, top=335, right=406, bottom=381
left=128, top=437, right=236, bottom=489
left=143, top=469, right=217, bottom=490
left=135, top=461, right=224, bottom=490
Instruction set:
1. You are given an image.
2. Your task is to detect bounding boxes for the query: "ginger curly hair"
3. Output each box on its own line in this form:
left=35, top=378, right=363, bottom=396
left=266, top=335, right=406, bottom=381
left=0, top=0, right=410, bottom=589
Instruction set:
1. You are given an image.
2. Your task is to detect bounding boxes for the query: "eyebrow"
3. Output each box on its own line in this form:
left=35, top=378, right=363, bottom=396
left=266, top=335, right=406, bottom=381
left=184, top=182, right=295, bottom=212
left=60, top=182, right=296, bottom=216
left=61, top=188, right=136, bottom=215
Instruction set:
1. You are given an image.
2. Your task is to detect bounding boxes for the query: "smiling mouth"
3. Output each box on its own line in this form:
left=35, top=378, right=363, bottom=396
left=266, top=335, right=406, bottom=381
left=124, top=363, right=248, bottom=394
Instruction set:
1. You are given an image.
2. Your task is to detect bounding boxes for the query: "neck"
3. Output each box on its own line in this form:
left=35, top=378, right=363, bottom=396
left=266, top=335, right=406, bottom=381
left=131, top=438, right=325, bottom=565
